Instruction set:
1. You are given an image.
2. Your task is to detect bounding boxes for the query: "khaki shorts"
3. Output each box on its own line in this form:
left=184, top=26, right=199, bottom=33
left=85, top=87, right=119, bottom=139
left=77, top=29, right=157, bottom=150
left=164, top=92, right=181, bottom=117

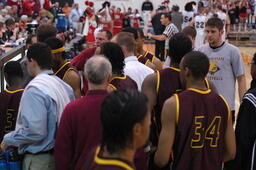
left=22, top=153, right=55, bottom=170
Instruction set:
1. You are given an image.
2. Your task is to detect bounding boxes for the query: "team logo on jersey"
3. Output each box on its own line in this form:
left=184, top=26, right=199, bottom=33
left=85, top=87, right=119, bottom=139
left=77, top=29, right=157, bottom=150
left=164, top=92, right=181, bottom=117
left=209, top=61, right=220, bottom=75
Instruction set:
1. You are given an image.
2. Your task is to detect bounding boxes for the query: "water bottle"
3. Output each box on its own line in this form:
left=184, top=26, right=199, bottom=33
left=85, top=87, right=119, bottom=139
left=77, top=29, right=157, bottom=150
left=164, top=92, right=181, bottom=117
left=7, top=149, right=21, bottom=170
left=0, top=151, right=8, bottom=170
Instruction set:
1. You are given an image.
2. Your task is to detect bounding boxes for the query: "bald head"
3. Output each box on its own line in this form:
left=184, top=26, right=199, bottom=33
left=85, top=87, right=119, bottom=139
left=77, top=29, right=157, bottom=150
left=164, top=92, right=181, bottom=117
left=84, top=55, right=112, bottom=85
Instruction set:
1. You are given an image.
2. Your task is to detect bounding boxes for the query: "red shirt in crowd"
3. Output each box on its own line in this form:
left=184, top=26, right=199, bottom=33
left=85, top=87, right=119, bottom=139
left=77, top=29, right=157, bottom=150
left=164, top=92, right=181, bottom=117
left=22, top=0, right=34, bottom=16
left=54, top=90, right=108, bottom=170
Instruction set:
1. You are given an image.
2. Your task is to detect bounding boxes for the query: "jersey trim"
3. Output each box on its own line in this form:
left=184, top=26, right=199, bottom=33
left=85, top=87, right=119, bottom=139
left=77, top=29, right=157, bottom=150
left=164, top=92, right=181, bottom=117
left=219, top=95, right=231, bottom=120
left=54, top=62, right=71, bottom=76
left=110, top=75, right=126, bottom=82
left=174, top=94, right=180, bottom=124
left=94, top=147, right=134, bottom=170
left=151, top=56, right=156, bottom=63
left=188, top=88, right=211, bottom=94
left=204, top=78, right=210, bottom=89
left=5, top=89, right=24, bottom=94
left=63, top=68, right=76, bottom=80
left=156, top=71, right=160, bottom=93
left=108, top=84, right=117, bottom=91
left=168, top=67, right=180, bottom=72
left=145, top=59, right=150, bottom=66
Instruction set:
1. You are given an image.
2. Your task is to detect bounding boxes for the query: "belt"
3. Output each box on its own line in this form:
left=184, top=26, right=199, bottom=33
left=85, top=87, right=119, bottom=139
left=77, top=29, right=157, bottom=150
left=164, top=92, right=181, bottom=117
left=25, top=149, right=54, bottom=155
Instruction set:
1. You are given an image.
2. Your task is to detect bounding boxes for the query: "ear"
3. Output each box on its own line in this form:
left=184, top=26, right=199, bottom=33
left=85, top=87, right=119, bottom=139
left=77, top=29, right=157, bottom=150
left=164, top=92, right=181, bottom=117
left=220, top=29, right=224, bottom=35
left=184, top=67, right=190, bottom=77
left=133, top=123, right=142, bottom=138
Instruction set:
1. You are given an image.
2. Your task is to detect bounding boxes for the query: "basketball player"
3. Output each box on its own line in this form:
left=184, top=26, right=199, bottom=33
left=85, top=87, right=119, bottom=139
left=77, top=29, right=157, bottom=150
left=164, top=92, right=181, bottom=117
left=154, top=51, right=236, bottom=170
left=0, top=61, right=24, bottom=142
left=182, top=2, right=194, bottom=29
left=142, top=33, right=192, bottom=170
left=97, top=42, right=138, bottom=91
left=45, top=37, right=81, bottom=98
left=81, top=89, right=151, bottom=170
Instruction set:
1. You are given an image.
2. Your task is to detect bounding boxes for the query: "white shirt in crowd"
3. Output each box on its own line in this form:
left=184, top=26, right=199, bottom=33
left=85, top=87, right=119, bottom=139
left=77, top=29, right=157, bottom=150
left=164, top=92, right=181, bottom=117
left=124, top=56, right=154, bottom=91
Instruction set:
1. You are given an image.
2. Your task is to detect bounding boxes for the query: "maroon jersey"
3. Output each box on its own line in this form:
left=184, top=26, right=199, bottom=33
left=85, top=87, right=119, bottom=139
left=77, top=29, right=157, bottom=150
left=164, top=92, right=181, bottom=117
left=0, top=89, right=24, bottom=141
left=108, top=75, right=138, bottom=90
left=155, top=67, right=182, bottom=133
left=81, top=147, right=135, bottom=170
left=173, top=88, right=230, bottom=170
left=54, top=62, right=77, bottom=80
left=137, top=51, right=155, bottom=65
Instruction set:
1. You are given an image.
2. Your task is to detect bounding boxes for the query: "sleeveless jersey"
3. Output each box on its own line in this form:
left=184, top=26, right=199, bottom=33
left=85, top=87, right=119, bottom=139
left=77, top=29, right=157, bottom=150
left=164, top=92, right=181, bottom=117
left=155, top=67, right=182, bottom=133
left=0, top=89, right=24, bottom=141
left=137, top=51, right=155, bottom=65
left=54, top=62, right=77, bottom=80
left=182, top=11, right=194, bottom=29
left=172, top=88, right=230, bottom=170
left=108, top=75, right=138, bottom=90
left=130, top=14, right=140, bottom=28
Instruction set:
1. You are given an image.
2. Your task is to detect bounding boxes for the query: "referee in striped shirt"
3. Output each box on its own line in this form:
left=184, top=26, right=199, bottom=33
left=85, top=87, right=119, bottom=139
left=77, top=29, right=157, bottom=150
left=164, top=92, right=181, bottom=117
left=147, top=13, right=179, bottom=60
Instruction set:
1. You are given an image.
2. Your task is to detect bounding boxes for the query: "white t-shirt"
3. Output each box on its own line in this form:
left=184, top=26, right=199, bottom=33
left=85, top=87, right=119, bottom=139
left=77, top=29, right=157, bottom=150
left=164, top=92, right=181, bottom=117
left=198, top=42, right=245, bottom=110
left=124, top=56, right=154, bottom=91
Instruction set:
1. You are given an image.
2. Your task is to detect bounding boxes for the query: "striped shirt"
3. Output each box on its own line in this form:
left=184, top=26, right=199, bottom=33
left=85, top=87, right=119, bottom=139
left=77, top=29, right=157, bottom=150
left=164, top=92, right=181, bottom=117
left=163, top=23, right=179, bottom=50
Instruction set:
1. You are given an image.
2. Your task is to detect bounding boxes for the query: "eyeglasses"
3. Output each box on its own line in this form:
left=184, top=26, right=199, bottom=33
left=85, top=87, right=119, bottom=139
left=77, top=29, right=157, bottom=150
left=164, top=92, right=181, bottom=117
left=249, top=62, right=256, bottom=65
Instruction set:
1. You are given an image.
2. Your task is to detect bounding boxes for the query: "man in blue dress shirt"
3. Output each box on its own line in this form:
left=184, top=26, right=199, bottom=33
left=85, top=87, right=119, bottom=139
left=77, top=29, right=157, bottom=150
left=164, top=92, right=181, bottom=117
left=1, top=43, right=75, bottom=170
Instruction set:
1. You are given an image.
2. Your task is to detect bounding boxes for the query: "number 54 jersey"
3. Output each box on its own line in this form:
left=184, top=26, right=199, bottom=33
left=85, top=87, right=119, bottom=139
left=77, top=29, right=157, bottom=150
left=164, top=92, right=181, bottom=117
left=172, top=88, right=230, bottom=170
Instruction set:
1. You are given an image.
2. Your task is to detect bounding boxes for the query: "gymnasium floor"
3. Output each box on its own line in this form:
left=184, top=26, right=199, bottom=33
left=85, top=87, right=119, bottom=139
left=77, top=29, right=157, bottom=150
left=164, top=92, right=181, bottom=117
left=144, top=43, right=255, bottom=118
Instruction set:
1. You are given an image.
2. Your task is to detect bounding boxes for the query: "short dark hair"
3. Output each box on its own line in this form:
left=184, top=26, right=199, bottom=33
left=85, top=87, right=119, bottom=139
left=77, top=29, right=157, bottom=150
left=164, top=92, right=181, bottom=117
left=26, top=34, right=36, bottom=46
left=182, top=51, right=209, bottom=80
left=98, top=29, right=113, bottom=40
left=5, top=18, right=15, bottom=27
left=115, top=32, right=135, bottom=53
left=101, top=89, right=148, bottom=154
left=185, top=2, right=193, bottom=11
left=182, top=26, right=197, bottom=38
left=169, top=33, right=192, bottom=65
left=27, top=43, right=53, bottom=69
left=206, top=17, right=224, bottom=30
left=100, top=42, right=125, bottom=75
left=172, top=5, right=180, bottom=12
left=122, top=27, right=139, bottom=40
left=44, top=37, right=67, bottom=59
left=36, top=24, right=57, bottom=42
left=162, top=13, right=172, bottom=21
left=4, top=61, right=23, bottom=78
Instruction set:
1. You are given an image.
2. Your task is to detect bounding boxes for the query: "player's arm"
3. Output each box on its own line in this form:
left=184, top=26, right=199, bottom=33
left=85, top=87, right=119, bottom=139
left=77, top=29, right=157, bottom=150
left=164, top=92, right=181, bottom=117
left=237, top=74, right=246, bottom=102
left=189, top=18, right=195, bottom=27
left=142, top=73, right=157, bottom=111
left=154, top=96, right=177, bottom=167
left=223, top=110, right=236, bottom=162
left=145, top=61, right=157, bottom=71
left=64, top=70, right=82, bottom=99
left=152, top=57, right=163, bottom=70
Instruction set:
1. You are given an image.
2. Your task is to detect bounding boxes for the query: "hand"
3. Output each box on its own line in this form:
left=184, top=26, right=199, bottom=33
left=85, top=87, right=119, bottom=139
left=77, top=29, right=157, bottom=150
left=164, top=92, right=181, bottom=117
left=0, top=141, right=8, bottom=150
left=147, top=33, right=153, bottom=38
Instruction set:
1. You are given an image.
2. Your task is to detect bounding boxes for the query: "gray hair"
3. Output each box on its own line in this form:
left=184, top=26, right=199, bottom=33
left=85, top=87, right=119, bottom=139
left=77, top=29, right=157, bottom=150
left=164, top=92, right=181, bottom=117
left=84, top=55, right=112, bottom=85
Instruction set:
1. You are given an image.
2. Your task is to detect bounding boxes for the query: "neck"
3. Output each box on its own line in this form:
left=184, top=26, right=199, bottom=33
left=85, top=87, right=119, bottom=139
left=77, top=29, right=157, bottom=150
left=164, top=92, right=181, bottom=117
left=165, top=21, right=171, bottom=26
left=137, top=48, right=145, bottom=55
left=170, top=62, right=179, bottom=68
left=124, top=52, right=135, bottom=58
left=54, top=60, right=66, bottom=72
left=186, top=79, right=208, bottom=90
left=103, top=147, right=135, bottom=163
left=210, top=39, right=223, bottom=48
left=88, top=83, right=107, bottom=91
left=112, top=72, right=123, bottom=78
left=7, top=79, right=23, bottom=91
